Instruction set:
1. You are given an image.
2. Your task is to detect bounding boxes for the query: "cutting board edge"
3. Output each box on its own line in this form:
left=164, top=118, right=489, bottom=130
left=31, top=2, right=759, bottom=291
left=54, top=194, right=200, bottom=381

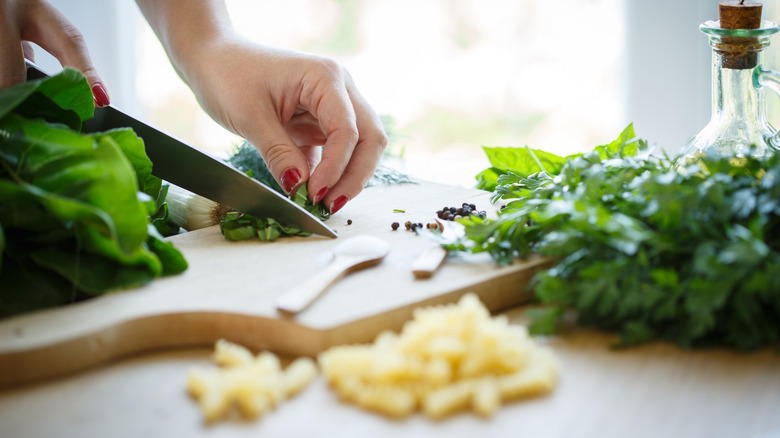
left=0, top=311, right=323, bottom=389
left=313, top=255, right=554, bottom=351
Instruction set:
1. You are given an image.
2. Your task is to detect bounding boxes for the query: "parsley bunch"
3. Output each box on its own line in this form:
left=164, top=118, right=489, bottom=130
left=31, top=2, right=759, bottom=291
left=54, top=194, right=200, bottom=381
left=451, top=127, right=780, bottom=350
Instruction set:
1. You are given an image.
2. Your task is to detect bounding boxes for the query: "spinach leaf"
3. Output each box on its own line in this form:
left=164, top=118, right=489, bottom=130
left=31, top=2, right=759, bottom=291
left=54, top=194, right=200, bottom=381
left=0, top=68, right=187, bottom=315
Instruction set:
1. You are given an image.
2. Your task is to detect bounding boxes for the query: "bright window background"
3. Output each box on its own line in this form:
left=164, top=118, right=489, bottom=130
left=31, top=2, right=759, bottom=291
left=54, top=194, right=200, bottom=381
left=36, top=0, right=780, bottom=187
left=135, top=0, right=625, bottom=187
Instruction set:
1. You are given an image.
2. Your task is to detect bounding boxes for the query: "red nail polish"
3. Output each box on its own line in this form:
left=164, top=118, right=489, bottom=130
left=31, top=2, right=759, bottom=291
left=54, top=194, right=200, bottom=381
left=281, top=168, right=302, bottom=193
left=330, top=195, right=349, bottom=215
left=91, top=84, right=110, bottom=107
left=313, top=186, right=330, bottom=205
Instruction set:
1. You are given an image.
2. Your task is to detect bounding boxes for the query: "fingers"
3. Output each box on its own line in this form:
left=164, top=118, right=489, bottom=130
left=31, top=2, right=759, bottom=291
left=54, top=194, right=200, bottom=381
left=323, top=102, right=388, bottom=214
left=247, top=103, right=312, bottom=197
left=306, top=70, right=388, bottom=214
left=299, top=61, right=358, bottom=202
left=296, top=62, right=386, bottom=213
left=4, top=0, right=109, bottom=106
left=0, top=2, right=27, bottom=88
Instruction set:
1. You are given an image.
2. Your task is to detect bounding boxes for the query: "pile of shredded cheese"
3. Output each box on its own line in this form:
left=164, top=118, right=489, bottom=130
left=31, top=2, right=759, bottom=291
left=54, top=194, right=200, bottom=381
left=318, top=293, right=559, bottom=419
left=187, top=340, right=317, bottom=423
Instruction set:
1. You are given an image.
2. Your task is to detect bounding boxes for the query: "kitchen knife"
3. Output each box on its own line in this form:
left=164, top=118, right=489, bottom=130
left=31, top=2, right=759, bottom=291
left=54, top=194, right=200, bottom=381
left=26, top=62, right=336, bottom=238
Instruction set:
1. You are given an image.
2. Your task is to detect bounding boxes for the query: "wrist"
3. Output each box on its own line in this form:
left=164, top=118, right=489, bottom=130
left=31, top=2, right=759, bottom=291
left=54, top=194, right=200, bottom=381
left=136, top=0, right=236, bottom=87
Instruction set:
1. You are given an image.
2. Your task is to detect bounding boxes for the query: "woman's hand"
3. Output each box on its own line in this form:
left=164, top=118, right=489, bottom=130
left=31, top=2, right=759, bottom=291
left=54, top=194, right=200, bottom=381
left=0, top=0, right=110, bottom=106
left=136, top=0, right=386, bottom=214
left=181, top=40, right=387, bottom=214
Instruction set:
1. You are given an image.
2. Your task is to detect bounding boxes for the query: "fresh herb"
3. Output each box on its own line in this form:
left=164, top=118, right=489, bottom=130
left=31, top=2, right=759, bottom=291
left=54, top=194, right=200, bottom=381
left=475, top=124, right=638, bottom=191
left=365, top=162, right=414, bottom=187
left=0, top=68, right=187, bottom=315
left=393, top=209, right=405, bottom=213
left=219, top=184, right=329, bottom=242
left=221, top=139, right=411, bottom=242
left=449, top=125, right=780, bottom=350
left=226, top=141, right=284, bottom=193
left=228, top=140, right=413, bottom=191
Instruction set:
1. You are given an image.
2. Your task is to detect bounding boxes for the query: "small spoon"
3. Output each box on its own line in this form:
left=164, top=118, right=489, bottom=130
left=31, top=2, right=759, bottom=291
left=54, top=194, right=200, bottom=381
left=276, top=235, right=391, bottom=315
left=411, top=218, right=465, bottom=279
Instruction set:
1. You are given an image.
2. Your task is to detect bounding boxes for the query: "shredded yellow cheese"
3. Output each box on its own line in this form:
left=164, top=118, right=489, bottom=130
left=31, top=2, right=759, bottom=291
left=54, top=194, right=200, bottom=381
left=318, top=293, right=559, bottom=419
left=187, top=339, right=316, bottom=423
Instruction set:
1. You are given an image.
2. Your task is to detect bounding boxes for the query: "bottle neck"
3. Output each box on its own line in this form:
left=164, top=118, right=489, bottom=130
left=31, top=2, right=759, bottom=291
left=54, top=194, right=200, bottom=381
left=710, top=53, right=764, bottom=122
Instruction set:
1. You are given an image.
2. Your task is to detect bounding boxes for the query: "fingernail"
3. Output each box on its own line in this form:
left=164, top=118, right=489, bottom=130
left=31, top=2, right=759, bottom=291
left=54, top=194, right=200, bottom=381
left=330, top=195, right=349, bottom=215
left=313, top=186, right=330, bottom=205
left=91, top=84, right=110, bottom=107
left=281, top=168, right=302, bottom=194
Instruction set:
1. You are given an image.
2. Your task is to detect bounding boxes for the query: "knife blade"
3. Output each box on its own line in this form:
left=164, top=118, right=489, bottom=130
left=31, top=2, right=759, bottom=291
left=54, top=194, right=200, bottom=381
left=26, top=62, right=336, bottom=238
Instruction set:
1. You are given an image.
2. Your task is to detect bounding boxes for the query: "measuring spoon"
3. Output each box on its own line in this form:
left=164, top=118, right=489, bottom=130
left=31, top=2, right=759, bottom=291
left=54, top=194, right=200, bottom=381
left=276, top=235, right=391, bottom=315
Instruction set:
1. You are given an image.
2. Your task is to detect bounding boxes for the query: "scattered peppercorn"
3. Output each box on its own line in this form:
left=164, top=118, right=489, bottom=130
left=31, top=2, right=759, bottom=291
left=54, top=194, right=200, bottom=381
left=347, top=219, right=352, bottom=225
left=391, top=222, right=400, bottom=231
left=436, top=202, right=486, bottom=221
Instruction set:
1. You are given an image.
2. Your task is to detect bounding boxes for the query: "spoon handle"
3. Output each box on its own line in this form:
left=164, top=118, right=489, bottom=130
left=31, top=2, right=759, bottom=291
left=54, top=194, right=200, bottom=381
left=275, top=258, right=355, bottom=315
left=411, top=247, right=447, bottom=279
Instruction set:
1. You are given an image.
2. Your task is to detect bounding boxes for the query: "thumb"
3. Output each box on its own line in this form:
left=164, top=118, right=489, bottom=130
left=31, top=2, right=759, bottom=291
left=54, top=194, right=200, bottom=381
left=19, top=0, right=109, bottom=106
left=246, top=117, right=311, bottom=196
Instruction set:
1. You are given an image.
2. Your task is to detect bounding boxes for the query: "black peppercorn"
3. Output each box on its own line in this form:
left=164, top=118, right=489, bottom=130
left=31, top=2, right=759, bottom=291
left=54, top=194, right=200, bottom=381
left=391, top=222, right=400, bottom=230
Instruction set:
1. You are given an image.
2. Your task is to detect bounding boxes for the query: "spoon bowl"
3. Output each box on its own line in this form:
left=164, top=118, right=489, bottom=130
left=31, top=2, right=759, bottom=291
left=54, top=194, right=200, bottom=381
left=276, top=235, right=391, bottom=315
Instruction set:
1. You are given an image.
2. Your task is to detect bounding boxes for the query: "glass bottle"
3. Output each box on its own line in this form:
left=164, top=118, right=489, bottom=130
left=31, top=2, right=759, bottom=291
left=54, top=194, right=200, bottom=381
left=680, top=20, right=780, bottom=159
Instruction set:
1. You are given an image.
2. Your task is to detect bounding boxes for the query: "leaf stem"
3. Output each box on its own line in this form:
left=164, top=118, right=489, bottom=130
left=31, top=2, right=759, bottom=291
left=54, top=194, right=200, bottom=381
left=526, top=146, right=550, bottom=175
left=0, top=157, right=24, bottom=185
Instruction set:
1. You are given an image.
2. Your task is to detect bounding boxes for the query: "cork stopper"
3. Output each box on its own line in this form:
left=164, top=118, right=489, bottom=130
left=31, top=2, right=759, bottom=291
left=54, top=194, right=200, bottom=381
left=719, top=1, right=763, bottom=29
left=718, top=1, right=763, bottom=69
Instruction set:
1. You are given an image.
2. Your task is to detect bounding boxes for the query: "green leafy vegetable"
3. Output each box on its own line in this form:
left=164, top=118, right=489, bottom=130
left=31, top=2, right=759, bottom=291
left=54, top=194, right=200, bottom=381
left=451, top=125, right=780, bottom=350
left=218, top=184, right=329, bottom=242
left=0, top=68, right=187, bottom=315
left=475, top=124, right=638, bottom=191
left=220, top=140, right=412, bottom=242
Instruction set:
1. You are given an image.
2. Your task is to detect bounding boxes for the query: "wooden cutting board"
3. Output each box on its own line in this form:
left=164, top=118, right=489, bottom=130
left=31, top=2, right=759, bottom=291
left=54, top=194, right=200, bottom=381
left=0, top=181, right=551, bottom=387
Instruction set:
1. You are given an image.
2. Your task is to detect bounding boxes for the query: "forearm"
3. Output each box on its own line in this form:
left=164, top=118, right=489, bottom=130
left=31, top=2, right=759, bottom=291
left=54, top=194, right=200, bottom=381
left=134, top=0, right=235, bottom=86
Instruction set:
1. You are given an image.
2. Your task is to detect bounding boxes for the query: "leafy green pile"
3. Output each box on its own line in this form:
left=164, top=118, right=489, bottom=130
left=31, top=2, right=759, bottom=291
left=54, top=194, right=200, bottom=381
left=449, top=125, right=780, bottom=350
left=220, top=140, right=412, bottom=242
left=0, top=68, right=187, bottom=315
left=219, top=184, right=330, bottom=241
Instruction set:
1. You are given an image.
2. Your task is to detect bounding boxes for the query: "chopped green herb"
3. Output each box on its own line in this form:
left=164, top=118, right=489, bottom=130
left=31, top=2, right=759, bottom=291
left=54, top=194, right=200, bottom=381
left=393, top=209, right=406, bottom=213
left=450, top=124, right=780, bottom=351
left=218, top=184, right=327, bottom=242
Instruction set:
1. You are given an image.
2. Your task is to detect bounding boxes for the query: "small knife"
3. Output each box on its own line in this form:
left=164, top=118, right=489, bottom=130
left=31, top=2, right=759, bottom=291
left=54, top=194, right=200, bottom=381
left=26, top=62, right=336, bottom=238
